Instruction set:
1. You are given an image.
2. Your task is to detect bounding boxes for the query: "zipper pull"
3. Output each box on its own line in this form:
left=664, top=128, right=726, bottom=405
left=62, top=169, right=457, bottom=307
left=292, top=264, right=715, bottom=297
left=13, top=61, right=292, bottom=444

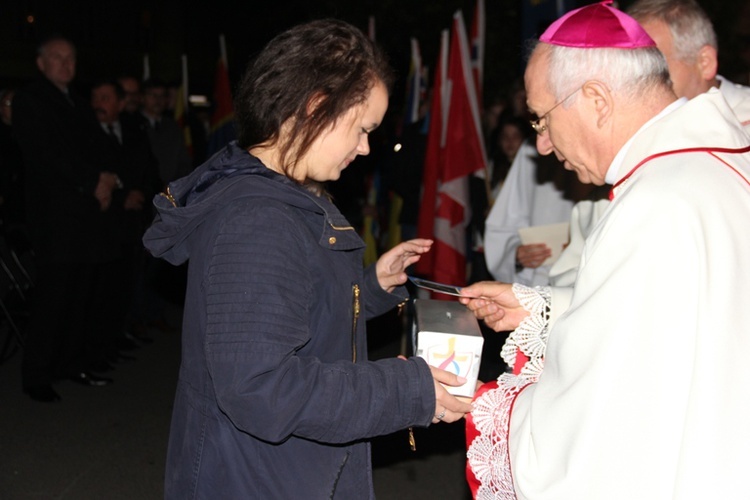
left=397, top=298, right=407, bottom=316
left=408, top=427, right=416, bottom=451
left=351, top=284, right=360, bottom=363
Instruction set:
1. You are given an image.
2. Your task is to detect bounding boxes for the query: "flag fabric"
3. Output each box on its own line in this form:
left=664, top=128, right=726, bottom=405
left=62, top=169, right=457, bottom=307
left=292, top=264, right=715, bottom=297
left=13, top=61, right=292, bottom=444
left=403, top=38, right=424, bottom=126
left=207, top=34, right=236, bottom=156
left=387, top=38, right=427, bottom=252
left=415, top=11, right=488, bottom=290
left=368, top=15, right=376, bottom=42
left=174, top=54, right=193, bottom=157
left=414, top=29, right=448, bottom=281
left=522, top=0, right=573, bottom=43
left=362, top=171, right=381, bottom=267
left=360, top=15, right=380, bottom=264
left=470, top=0, right=485, bottom=104
left=142, top=54, right=150, bottom=81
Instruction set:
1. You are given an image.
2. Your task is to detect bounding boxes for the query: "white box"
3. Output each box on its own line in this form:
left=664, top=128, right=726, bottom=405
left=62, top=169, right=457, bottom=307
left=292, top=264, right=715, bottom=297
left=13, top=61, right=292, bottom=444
left=413, top=299, right=483, bottom=399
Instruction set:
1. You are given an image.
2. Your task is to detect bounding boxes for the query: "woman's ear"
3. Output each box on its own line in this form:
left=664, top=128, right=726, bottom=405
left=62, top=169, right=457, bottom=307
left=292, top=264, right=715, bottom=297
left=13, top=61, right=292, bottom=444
left=306, top=93, right=326, bottom=117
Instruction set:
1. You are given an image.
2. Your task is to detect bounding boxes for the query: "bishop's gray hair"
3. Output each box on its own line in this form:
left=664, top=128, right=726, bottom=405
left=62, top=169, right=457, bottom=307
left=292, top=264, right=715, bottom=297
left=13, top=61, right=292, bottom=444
left=627, top=0, right=717, bottom=63
left=544, top=44, right=671, bottom=104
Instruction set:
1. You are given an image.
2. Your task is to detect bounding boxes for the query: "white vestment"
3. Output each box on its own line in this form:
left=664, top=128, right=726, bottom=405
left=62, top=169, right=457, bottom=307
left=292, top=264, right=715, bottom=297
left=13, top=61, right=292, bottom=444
left=716, top=74, right=750, bottom=127
left=468, top=90, right=750, bottom=499
left=484, top=142, right=575, bottom=285
left=548, top=76, right=750, bottom=287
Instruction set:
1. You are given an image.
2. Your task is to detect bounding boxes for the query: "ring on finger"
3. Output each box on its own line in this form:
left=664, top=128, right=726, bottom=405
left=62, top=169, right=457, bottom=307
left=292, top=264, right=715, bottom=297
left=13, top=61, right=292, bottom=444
left=435, top=409, right=446, bottom=420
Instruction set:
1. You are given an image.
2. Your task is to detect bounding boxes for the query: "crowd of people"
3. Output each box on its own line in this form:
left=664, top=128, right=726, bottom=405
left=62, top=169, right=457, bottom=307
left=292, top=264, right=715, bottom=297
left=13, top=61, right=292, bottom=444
left=1, top=35, right=194, bottom=403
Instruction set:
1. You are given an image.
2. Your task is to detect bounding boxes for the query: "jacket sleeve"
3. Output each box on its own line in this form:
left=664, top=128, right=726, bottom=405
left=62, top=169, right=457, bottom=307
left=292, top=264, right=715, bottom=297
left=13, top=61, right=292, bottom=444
left=13, top=87, right=103, bottom=196
left=204, top=200, right=435, bottom=445
left=362, top=264, right=409, bottom=320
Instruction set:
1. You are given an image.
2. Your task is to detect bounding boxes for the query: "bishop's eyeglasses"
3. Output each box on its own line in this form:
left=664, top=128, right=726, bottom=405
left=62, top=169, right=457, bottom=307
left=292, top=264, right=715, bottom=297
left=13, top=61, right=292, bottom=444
left=529, top=86, right=582, bottom=135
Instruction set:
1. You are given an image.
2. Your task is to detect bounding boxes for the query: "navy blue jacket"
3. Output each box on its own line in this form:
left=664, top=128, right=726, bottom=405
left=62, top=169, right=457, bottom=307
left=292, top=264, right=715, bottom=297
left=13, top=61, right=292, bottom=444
left=144, top=143, right=435, bottom=499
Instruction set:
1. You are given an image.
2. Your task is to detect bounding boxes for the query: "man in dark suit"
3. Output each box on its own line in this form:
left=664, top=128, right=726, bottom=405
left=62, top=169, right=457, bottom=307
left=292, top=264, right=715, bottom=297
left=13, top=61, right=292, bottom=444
left=13, top=35, right=118, bottom=401
left=91, top=78, right=162, bottom=352
left=140, top=79, right=192, bottom=186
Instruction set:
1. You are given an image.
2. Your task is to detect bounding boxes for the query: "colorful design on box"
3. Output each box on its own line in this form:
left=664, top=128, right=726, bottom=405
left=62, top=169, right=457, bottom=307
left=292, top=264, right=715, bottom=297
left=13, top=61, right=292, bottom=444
left=429, top=337, right=472, bottom=376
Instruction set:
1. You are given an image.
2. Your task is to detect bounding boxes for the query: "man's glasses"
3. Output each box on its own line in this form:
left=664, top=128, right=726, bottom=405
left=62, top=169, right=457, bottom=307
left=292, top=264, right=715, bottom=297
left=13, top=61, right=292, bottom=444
left=529, top=86, right=582, bottom=135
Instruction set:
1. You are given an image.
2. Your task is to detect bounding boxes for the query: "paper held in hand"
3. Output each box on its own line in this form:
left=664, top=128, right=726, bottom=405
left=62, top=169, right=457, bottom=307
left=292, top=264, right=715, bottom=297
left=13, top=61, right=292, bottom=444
left=518, top=221, right=570, bottom=266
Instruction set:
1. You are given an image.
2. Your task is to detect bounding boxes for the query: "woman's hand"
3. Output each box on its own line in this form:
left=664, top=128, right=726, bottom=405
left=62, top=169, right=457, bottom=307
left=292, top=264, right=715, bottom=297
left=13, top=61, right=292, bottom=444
left=429, top=365, right=474, bottom=424
left=375, top=239, right=433, bottom=292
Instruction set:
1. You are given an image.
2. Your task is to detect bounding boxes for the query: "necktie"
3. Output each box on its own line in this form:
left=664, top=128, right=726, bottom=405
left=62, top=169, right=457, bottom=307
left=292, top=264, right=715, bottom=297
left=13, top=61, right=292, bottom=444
left=107, top=123, right=121, bottom=145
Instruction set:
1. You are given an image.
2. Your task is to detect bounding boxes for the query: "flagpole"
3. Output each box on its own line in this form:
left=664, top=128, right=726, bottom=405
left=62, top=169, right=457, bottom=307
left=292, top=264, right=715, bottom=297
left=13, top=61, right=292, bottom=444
left=219, top=34, right=228, bottom=70
left=142, top=53, right=150, bottom=81
left=181, top=54, right=189, bottom=109
left=368, top=15, right=376, bottom=42
left=439, top=29, right=450, bottom=149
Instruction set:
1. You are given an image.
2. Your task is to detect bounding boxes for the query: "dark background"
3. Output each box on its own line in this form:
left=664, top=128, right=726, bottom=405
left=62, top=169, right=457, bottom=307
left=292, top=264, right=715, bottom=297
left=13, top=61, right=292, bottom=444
left=2, top=0, right=750, bottom=116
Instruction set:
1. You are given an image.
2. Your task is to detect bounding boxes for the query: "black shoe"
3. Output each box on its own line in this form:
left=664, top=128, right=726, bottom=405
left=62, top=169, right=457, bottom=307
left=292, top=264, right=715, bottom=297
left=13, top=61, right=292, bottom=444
left=23, top=385, right=62, bottom=402
left=68, top=372, right=113, bottom=387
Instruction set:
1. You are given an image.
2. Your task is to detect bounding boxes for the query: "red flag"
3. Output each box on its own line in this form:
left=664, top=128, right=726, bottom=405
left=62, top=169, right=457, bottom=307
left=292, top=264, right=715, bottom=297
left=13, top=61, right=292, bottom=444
left=208, top=34, right=236, bottom=156
left=414, top=30, right=447, bottom=281
left=470, top=0, right=485, bottom=104
left=415, top=12, right=487, bottom=290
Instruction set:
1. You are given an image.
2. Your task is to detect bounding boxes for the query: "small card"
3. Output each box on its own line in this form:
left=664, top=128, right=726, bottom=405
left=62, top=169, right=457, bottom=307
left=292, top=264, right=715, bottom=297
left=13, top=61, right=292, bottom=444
left=518, top=222, right=570, bottom=266
left=408, top=276, right=465, bottom=297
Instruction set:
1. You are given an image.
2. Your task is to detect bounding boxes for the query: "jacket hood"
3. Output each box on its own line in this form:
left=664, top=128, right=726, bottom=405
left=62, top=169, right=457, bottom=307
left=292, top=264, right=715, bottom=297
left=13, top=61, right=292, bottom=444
left=143, top=141, right=337, bottom=265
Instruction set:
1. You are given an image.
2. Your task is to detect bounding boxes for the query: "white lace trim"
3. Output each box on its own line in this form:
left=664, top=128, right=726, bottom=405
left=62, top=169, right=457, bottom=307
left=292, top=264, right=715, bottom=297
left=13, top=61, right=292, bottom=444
left=467, top=374, right=536, bottom=500
left=499, top=284, right=551, bottom=380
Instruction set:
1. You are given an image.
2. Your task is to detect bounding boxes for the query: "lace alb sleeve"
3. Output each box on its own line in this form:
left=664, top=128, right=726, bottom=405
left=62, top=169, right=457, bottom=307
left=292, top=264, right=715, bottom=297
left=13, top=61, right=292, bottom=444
left=499, top=283, right=551, bottom=381
left=465, top=284, right=551, bottom=500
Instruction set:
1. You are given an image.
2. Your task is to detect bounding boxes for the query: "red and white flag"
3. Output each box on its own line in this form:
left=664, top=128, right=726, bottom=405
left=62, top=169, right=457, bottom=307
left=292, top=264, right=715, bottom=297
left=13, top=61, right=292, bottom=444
left=207, top=34, right=236, bottom=155
left=414, top=29, right=448, bottom=282
left=415, top=11, right=487, bottom=289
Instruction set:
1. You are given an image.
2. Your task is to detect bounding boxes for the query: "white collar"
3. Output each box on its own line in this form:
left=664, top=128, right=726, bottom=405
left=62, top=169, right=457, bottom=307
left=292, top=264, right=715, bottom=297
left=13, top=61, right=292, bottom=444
left=605, top=98, right=687, bottom=185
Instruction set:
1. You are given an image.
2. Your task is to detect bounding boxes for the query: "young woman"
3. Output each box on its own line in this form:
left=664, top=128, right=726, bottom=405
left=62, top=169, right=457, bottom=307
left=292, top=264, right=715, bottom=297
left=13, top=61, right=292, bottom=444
left=143, top=19, right=472, bottom=499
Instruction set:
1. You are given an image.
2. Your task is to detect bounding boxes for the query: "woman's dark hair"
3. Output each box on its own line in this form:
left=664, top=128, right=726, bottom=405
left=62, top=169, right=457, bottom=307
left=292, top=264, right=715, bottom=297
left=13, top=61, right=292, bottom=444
left=234, top=19, right=394, bottom=178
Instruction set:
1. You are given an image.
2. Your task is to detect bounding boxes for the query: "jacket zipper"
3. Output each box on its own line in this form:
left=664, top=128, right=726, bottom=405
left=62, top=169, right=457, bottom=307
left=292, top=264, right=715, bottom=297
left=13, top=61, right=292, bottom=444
left=351, top=284, right=360, bottom=363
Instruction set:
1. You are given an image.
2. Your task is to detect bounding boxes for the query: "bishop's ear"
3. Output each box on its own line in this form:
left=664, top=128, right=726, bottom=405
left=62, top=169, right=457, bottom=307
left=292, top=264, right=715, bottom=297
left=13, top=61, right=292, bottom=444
left=581, top=80, right=613, bottom=129
left=696, top=44, right=718, bottom=82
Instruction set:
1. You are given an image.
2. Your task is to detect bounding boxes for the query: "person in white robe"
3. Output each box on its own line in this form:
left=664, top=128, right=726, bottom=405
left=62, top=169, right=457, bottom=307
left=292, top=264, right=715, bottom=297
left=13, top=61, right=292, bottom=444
left=483, top=143, right=580, bottom=286
left=549, top=0, right=750, bottom=287
left=459, top=2, right=750, bottom=498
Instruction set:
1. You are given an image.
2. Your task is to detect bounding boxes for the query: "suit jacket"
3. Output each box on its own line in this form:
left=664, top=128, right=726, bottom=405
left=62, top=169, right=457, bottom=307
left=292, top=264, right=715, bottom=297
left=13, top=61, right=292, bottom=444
left=98, top=115, right=162, bottom=248
left=13, top=77, right=119, bottom=263
left=137, top=113, right=192, bottom=185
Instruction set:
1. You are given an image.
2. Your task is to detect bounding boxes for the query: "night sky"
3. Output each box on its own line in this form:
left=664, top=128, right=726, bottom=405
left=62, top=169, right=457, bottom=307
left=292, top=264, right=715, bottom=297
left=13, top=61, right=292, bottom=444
left=2, top=0, right=748, bottom=109
left=1, top=0, right=528, bottom=107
